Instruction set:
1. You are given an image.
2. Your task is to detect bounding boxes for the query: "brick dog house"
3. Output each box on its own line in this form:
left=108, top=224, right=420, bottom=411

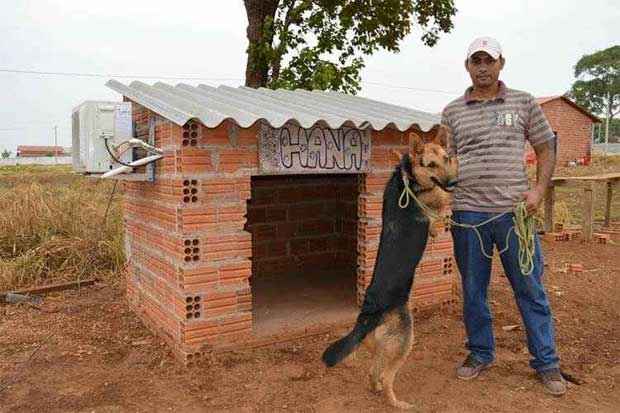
left=106, top=80, right=457, bottom=364
left=525, top=96, right=600, bottom=166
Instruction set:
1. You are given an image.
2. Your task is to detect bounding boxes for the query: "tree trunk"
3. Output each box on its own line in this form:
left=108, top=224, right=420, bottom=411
left=244, top=0, right=279, bottom=88
left=605, top=91, right=611, bottom=156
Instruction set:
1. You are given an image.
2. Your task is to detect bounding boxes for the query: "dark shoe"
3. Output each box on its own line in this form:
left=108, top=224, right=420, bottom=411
left=538, top=368, right=567, bottom=396
left=456, top=354, right=492, bottom=380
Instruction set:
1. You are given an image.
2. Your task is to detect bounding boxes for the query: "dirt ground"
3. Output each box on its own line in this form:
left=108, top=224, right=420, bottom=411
left=1, top=236, right=618, bottom=413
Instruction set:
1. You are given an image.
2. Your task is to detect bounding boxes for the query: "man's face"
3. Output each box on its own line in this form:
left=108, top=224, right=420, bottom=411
left=465, top=51, right=504, bottom=88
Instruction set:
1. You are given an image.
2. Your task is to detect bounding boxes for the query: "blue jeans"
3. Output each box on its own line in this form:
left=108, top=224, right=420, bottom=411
left=451, top=211, right=560, bottom=372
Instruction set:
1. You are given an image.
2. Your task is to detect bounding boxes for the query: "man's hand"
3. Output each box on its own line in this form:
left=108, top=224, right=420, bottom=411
left=522, top=188, right=545, bottom=216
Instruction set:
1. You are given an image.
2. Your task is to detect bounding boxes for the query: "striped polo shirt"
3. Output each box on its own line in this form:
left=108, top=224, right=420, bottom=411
left=441, top=81, right=555, bottom=213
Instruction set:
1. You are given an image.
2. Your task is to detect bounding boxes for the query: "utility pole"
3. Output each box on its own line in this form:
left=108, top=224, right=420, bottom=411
left=54, top=125, right=58, bottom=164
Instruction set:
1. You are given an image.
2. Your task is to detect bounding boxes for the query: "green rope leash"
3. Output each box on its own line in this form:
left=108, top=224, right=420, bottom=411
left=399, top=175, right=536, bottom=276
left=512, top=202, right=536, bottom=276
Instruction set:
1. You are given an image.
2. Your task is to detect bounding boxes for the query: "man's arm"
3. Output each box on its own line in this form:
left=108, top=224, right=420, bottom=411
left=534, top=138, right=556, bottom=191
left=523, top=139, right=556, bottom=215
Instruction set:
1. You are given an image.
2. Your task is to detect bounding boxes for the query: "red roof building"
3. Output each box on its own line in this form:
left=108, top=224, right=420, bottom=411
left=526, top=96, right=600, bottom=166
left=16, top=145, right=68, bottom=157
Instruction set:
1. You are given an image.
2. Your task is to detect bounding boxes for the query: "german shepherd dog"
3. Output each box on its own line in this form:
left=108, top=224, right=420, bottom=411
left=322, top=126, right=458, bottom=409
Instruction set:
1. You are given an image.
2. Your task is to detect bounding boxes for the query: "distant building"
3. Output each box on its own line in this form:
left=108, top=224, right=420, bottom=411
left=16, top=145, right=70, bottom=157
left=526, top=96, right=600, bottom=166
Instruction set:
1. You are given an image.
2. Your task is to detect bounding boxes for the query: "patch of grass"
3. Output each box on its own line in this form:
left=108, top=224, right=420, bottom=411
left=0, top=165, right=124, bottom=291
left=0, top=164, right=73, bottom=176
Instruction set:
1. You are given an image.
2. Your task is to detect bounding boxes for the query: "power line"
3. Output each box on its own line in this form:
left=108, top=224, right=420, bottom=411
left=0, top=120, right=63, bottom=128
left=0, top=127, right=31, bottom=132
left=363, top=80, right=460, bottom=95
left=0, top=68, right=243, bottom=82
left=0, top=67, right=460, bottom=95
left=0, top=124, right=61, bottom=132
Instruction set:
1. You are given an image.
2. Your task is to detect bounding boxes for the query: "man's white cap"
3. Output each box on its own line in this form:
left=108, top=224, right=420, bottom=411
left=467, top=37, right=502, bottom=60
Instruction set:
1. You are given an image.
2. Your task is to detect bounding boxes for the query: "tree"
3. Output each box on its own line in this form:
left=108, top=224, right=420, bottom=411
left=243, top=0, right=457, bottom=94
left=1, top=149, right=11, bottom=159
left=593, top=118, right=620, bottom=143
left=570, top=45, right=620, bottom=148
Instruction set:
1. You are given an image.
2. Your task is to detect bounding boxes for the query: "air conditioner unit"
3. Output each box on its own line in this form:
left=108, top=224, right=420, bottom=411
left=72, top=101, right=132, bottom=173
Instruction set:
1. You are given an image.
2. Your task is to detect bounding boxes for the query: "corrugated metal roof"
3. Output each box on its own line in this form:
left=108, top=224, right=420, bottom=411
left=105, top=80, right=440, bottom=132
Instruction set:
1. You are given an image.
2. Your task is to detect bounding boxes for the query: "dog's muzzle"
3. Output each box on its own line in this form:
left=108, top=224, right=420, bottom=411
left=432, top=177, right=458, bottom=192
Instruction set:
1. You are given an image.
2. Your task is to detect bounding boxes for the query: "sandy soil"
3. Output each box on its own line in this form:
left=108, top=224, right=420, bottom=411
left=1, top=236, right=618, bottom=413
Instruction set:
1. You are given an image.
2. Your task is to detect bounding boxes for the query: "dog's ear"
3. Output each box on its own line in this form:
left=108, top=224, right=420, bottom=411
left=428, top=125, right=449, bottom=148
left=409, top=131, right=425, bottom=155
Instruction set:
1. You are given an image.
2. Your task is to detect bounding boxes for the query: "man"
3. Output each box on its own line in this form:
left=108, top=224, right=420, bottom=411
left=441, top=37, right=565, bottom=396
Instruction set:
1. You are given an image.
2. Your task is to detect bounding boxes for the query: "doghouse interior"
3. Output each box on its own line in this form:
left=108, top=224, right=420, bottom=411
left=246, top=174, right=359, bottom=337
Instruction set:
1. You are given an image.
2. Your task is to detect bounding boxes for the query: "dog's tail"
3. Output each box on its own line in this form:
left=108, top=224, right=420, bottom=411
left=321, top=312, right=383, bottom=367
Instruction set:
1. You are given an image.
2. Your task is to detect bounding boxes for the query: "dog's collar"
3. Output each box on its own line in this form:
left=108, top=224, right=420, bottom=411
left=404, top=170, right=438, bottom=195
left=408, top=164, right=454, bottom=194
left=411, top=182, right=435, bottom=194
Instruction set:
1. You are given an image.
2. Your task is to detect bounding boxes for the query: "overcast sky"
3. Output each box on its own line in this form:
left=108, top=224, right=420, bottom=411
left=1, top=0, right=618, bottom=153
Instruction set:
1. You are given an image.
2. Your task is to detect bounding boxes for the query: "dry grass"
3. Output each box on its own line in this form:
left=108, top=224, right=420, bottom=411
left=552, top=154, right=620, bottom=225
left=0, top=165, right=124, bottom=291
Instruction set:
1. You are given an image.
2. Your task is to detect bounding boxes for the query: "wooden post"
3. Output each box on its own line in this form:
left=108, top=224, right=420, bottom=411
left=604, top=181, right=613, bottom=227
left=583, top=182, right=594, bottom=241
left=544, top=183, right=555, bottom=233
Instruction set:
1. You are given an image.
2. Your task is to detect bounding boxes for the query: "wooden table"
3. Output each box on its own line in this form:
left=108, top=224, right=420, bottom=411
left=544, top=172, right=620, bottom=241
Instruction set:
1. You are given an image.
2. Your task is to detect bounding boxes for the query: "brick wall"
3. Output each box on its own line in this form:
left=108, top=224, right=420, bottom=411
left=246, top=175, right=358, bottom=279
left=526, top=99, right=594, bottom=166
left=122, top=101, right=457, bottom=363
left=124, top=102, right=257, bottom=364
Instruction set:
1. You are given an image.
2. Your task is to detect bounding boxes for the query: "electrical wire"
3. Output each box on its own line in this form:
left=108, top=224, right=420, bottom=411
left=0, top=68, right=459, bottom=95
left=104, top=138, right=135, bottom=167
left=0, top=68, right=243, bottom=82
left=363, top=81, right=460, bottom=95
left=103, top=180, right=119, bottom=228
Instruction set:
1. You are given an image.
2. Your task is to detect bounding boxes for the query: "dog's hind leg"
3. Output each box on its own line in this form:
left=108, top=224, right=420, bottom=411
left=341, top=348, right=358, bottom=368
left=363, top=331, right=383, bottom=393
left=376, top=307, right=415, bottom=410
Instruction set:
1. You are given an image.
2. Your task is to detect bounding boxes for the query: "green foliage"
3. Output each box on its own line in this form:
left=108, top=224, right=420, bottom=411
left=1, top=149, right=10, bottom=159
left=245, top=0, right=456, bottom=93
left=570, top=45, right=620, bottom=118
left=593, top=118, right=620, bottom=143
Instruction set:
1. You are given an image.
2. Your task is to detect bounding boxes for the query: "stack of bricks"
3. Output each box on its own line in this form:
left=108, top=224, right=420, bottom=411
left=593, top=233, right=611, bottom=244
left=355, top=128, right=458, bottom=309
left=545, top=223, right=581, bottom=241
left=122, top=102, right=458, bottom=363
